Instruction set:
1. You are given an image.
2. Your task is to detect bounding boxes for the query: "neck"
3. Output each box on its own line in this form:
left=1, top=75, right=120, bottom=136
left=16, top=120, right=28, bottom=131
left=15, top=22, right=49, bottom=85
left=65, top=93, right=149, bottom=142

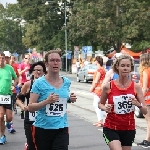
left=46, top=72, right=60, bottom=82
left=118, top=76, right=129, bottom=85
left=0, top=64, right=5, bottom=68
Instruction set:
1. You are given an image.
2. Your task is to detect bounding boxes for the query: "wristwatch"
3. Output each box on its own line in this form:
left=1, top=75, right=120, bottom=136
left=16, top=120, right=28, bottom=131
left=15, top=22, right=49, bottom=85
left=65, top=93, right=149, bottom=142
left=137, top=105, right=142, bottom=109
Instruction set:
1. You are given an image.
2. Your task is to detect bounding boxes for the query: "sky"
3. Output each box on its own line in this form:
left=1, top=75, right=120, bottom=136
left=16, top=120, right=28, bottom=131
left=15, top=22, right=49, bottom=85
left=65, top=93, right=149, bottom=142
left=0, top=0, right=17, bottom=7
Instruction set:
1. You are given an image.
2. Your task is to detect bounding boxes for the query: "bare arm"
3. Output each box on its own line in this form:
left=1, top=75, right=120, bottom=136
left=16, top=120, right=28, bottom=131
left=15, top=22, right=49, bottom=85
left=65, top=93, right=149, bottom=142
left=142, top=71, right=148, bottom=96
left=16, top=82, right=29, bottom=110
left=101, top=69, right=113, bottom=88
left=134, top=83, right=147, bottom=115
left=28, top=93, right=48, bottom=112
left=98, top=83, right=112, bottom=112
left=90, top=71, right=101, bottom=91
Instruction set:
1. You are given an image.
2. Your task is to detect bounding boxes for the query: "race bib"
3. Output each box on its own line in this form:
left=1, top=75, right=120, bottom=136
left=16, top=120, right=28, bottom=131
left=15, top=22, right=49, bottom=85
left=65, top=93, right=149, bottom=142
left=113, top=94, right=135, bottom=114
left=25, top=71, right=30, bottom=80
left=46, top=98, right=67, bottom=117
left=29, top=111, right=37, bottom=121
left=0, top=95, right=11, bottom=104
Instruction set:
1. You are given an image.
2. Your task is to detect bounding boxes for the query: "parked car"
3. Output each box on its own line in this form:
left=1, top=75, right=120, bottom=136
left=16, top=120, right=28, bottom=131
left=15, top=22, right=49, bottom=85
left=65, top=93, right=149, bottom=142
left=77, top=64, right=97, bottom=82
left=131, top=64, right=140, bottom=83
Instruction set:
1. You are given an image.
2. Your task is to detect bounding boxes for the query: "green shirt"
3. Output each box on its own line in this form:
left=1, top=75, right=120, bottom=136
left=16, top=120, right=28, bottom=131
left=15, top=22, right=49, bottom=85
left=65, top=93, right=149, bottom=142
left=0, top=64, right=17, bottom=95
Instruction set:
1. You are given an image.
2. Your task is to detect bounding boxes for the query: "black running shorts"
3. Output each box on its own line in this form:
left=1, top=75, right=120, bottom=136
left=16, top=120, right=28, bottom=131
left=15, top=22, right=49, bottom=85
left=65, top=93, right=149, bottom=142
left=103, top=127, right=136, bottom=146
left=0, top=95, right=13, bottom=110
left=32, top=126, right=69, bottom=150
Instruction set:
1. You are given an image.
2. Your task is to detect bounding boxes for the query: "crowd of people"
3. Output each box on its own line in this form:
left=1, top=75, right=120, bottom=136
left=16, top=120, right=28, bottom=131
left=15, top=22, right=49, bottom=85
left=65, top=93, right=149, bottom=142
left=0, top=49, right=77, bottom=150
left=0, top=49, right=150, bottom=150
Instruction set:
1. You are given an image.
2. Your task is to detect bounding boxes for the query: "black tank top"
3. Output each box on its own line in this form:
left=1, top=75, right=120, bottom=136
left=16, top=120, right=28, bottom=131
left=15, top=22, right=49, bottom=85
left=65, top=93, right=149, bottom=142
left=24, top=79, right=34, bottom=123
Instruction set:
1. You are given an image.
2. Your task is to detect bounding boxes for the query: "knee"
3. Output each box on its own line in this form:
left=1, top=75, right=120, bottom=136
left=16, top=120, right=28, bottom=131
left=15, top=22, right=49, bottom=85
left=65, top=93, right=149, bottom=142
left=6, top=115, right=13, bottom=122
left=0, top=113, right=5, bottom=122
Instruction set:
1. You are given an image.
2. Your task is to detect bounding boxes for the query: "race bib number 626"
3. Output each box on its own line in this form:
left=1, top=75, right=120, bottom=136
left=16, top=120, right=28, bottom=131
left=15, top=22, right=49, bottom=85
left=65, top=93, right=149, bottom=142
left=113, top=95, right=135, bottom=114
left=46, top=98, right=67, bottom=117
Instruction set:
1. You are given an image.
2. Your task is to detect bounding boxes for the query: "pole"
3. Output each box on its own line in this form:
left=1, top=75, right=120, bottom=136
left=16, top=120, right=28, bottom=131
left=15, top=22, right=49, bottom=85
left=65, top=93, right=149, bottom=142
left=65, top=1, right=67, bottom=72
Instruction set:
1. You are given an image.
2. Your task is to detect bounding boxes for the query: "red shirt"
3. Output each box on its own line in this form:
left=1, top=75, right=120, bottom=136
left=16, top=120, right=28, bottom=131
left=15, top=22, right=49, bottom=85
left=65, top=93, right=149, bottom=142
left=104, top=80, right=136, bottom=130
left=19, top=63, right=30, bottom=84
left=11, top=63, right=19, bottom=93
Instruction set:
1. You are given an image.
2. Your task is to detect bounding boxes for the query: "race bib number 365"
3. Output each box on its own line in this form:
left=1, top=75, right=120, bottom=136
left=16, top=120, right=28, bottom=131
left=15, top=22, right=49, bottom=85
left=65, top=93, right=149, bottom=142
left=46, top=98, right=67, bottom=117
left=113, top=95, right=135, bottom=114
left=0, top=95, right=11, bottom=104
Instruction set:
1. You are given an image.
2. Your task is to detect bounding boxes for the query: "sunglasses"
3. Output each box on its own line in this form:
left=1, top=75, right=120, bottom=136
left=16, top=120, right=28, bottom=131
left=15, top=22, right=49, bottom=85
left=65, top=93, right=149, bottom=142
left=24, top=58, right=29, bottom=59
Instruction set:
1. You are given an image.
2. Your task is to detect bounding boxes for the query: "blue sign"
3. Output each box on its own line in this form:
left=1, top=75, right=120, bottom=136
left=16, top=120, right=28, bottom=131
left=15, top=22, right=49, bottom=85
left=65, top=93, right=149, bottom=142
left=27, top=48, right=32, bottom=53
left=67, top=50, right=72, bottom=53
left=13, top=53, right=19, bottom=57
left=67, top=53, right=71, bottom=59
left=82, top=46, right=92, bottom=53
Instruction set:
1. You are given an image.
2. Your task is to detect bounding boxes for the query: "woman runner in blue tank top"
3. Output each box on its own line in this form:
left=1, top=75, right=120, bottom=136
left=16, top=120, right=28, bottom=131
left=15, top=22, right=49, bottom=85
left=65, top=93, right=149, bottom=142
left=28, top=50, right=77, bottom=150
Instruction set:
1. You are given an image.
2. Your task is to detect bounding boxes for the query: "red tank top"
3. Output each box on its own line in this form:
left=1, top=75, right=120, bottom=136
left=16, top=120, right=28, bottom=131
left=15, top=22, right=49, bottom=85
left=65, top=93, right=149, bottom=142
left=104, top=80, right=136, bottom=130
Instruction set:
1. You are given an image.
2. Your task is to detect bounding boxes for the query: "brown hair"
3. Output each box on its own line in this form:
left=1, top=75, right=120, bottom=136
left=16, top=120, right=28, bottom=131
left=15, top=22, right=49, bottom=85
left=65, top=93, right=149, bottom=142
left=0, top=52, right=5, bottom=56
left=112, top=54, right=134, bottom=74
left=139, top=53, right=150, bottom=74
left=45, top=49, right=62, bottom=63
left=95, top=56, right=103, bottom=66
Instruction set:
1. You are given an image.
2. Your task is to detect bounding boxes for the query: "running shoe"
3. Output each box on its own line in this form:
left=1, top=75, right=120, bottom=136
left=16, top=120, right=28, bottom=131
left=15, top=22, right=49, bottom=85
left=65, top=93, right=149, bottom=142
left=24, top=143, right=28, bottom=150
left=0, top=135, right=6, bottom=144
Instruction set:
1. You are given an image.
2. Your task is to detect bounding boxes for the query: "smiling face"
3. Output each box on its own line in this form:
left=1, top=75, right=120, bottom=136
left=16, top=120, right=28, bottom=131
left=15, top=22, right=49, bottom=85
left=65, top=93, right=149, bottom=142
left=45, top=53, right=62, bottom=73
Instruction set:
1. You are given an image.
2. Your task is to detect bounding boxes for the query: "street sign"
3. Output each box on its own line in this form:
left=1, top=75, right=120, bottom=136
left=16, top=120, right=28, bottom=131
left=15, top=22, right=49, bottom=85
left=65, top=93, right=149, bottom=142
left=82, top=46, right=92, bottom=54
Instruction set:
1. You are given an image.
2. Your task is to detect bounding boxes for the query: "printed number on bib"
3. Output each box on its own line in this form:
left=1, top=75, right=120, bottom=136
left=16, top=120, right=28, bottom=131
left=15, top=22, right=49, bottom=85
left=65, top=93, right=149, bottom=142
left=113, top=94, right=134, bottom=114
left=29, top=111, right=37, bottom=121
left=0, top=95, right=11, bottom=104
left=46, top=98, right=67, bottom=117
left=25, top=71, right=30, bottom=80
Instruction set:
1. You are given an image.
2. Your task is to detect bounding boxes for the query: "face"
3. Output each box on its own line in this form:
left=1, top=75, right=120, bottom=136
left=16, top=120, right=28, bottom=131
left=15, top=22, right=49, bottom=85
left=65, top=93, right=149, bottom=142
left=10, top=56, right=15, bottom=64
left=0, top=54, right=5, bottom=66
left=5, top=56, right=10, bottom=64
left=32, top=65, right=45, bottom=79
left=116, top=59, right=131, bottom=76
left=46, top=53, right=61, bottom=73
left=24, top=54, right=30, bottom=63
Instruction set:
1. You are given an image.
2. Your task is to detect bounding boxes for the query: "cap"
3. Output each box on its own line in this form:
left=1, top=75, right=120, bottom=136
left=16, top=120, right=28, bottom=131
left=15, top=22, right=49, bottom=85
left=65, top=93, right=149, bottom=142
left=3, top=51, right=11, bottom=57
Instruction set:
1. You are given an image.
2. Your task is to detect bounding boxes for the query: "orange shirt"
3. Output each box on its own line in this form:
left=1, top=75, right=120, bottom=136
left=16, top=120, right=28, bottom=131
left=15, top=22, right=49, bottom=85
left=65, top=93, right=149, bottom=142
left=92, top=67, right=106, bottom=97
left=140, top=67, right=150, bottom=104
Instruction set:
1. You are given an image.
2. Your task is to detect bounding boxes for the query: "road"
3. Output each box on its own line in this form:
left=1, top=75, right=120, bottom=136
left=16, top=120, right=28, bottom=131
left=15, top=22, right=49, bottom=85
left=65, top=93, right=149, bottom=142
left=0, top=71, right=147, bottom=150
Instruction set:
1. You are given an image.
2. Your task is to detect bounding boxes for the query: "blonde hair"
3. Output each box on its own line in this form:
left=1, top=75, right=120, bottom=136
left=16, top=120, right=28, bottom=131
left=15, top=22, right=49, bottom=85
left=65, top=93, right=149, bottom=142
left=112, top=54, right=134, bottom=74
left=139, top=53, right=150, bottom=74
left=45, top=49, right=62, bottom=63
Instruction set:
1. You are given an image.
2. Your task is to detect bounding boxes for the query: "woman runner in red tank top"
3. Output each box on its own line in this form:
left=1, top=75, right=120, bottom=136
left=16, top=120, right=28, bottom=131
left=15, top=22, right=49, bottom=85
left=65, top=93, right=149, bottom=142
left=98, top=54, right=147, bottom=150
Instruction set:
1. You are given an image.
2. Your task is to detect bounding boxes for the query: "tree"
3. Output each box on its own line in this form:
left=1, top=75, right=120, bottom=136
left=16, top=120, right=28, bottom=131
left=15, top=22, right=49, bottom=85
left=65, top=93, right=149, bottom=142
left=0, top=3, right=25, bottom=53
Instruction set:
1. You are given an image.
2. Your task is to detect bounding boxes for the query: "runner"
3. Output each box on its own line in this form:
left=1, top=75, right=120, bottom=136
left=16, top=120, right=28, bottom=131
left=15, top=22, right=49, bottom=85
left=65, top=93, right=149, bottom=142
left=28, top=49, right=77, bottom=150
left=18, top=54, right=31, bottom=119
left=3, top=52, right=17, bottom=133
left=9, top=55, right=19, bottom=114
left=90, top=56, right=106, bottom=127
left=137, top=53, right=150, bottom=148
left=0, top=52, right=18, bottom=144
left=98, top=54, right=147, bottom=150
left=16, top=61, right=46, bottom=150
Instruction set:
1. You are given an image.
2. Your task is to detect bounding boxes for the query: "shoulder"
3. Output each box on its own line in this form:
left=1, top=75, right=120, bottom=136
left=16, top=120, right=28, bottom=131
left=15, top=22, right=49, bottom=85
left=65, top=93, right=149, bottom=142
left=5, top=64, right=13, bottom=70
left=62, top=76, right=71, bottom=85
left=103, top=82, right=111, bottom=91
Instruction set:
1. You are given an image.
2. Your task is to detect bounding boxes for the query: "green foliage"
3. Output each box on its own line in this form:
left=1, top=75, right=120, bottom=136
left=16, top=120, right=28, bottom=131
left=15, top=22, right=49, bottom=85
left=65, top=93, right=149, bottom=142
left=0, top=3, right=25, bottom=53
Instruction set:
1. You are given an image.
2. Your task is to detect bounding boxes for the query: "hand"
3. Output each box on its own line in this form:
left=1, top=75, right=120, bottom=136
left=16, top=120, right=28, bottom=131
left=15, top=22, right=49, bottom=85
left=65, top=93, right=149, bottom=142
left=105, top=104, right=113, bottom=113
left=46, top=93, right=59, bottom=104
left=129, top=97, right=141, bottom=107
left=24, top=106, right=28, bottom=111
left=90, top=87, right=94, bottom=93
left=11, top=85, right=15, bottom=91
left=69, top=93, right=77, bottom=103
